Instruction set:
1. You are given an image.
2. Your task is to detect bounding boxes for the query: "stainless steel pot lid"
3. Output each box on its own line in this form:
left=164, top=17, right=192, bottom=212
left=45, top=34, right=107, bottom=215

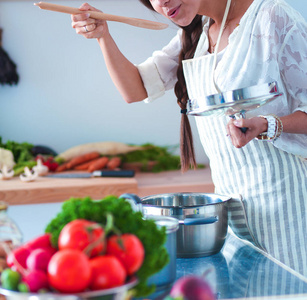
left=187, top=81, right=283, bottom=117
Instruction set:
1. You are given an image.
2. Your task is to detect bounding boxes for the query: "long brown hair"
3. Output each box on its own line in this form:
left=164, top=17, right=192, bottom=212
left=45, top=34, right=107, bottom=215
left=139, top=1, right=203, bottom=172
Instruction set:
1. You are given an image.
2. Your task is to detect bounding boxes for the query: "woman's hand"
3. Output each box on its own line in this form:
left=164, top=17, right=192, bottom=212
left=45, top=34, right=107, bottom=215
left=71, top=3, right=108, bottom=39
left=226, top=111, right=307, bottom=148
left=226, top=117, right=267, bottom=148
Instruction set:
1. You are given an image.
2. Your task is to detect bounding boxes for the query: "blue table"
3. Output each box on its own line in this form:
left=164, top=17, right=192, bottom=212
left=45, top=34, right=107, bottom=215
left=7, top=203, right=307, bottom=300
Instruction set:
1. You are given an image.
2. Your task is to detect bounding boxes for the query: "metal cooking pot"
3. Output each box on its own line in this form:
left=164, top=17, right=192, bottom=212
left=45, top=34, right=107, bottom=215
left=120, top=193, right=231, bottom=258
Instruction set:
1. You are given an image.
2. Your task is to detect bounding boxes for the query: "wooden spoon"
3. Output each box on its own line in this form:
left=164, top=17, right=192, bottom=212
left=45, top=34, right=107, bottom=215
left=34, top=2, right=168, bottom=30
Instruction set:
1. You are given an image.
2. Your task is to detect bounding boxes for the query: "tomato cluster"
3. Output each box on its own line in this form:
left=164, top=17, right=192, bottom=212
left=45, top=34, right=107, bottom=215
left=2, top=219, right=145, bottom=294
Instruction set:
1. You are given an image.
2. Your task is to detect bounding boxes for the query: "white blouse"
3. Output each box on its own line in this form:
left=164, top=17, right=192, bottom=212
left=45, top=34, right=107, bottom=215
left=137, top=0, right=307, bottom=158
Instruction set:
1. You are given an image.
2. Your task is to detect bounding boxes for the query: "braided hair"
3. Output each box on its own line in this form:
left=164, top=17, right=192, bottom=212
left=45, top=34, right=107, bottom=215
left=139, top=1, right=203, bottom=172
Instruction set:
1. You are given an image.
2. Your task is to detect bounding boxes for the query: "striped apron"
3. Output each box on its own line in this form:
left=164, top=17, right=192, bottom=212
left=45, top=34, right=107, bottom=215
left=182, top=51, right=307, bottom=277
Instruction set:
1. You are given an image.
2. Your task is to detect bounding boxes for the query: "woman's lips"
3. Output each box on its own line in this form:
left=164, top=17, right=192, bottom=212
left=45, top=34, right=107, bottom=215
left=168, top=5, right=181, bottom=18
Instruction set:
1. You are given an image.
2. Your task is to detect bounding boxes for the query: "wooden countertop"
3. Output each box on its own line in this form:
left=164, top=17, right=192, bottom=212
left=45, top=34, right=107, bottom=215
left=136, top=168, right=214, bottom=197
left=0, top=168, right=214, bottom=205
left=0, top=176, right=138, bottom=205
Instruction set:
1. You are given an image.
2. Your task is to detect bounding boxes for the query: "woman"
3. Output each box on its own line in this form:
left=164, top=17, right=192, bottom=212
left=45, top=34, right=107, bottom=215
left=71, top=0, right=307, bottom=276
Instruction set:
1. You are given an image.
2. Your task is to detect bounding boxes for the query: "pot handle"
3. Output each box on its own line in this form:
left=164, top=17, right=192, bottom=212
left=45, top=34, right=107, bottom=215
left=179, top=216, right=218, bottom=226
left=119, top=193, right=143, bottom=213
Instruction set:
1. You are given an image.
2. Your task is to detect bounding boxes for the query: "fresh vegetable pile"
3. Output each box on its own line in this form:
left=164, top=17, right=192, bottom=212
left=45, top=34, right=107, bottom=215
left=0, top=137, right=205, bottom=176
left=0, top=137, right=59, bottom=176
left=0, top=196, right=169, bottom=298
left=54, top=143, right=190, bottom=173
left=55, top=152, right=122, bottom=173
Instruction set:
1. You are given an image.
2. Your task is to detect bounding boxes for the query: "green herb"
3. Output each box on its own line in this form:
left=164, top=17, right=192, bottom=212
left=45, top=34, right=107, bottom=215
left=120, top=143, right=180, bottom=172
left=45, top=196, right=169, bottom=297
left=121, top=143, right=205, bottom=172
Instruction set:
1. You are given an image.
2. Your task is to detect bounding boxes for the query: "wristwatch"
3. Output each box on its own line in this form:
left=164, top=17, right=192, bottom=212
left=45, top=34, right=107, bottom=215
left=256, top=115, right=277, bottom=140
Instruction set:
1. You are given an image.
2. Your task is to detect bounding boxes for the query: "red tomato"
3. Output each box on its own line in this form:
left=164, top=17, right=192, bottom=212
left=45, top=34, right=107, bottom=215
left=47, top=249, right=91, bottom=293
left=89, top=255, right=126, bottom=290
left=58, top=219, right=105, bottom=257
left=106, top=234, right=144, bottom=276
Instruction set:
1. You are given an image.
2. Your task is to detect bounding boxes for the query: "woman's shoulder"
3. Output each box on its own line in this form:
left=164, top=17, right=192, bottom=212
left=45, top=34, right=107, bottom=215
left=250, top=0, right=307, bottom=38
left=258, top=0, right=306, bottom=25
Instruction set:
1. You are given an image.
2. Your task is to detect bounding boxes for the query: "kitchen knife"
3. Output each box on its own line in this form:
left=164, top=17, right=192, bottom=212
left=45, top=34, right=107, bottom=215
left=46, top=170, right=135, bottom=178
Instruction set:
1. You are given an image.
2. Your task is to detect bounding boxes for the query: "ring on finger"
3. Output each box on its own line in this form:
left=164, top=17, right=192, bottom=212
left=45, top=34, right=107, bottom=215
left=84, top=25, right=89, bottom=33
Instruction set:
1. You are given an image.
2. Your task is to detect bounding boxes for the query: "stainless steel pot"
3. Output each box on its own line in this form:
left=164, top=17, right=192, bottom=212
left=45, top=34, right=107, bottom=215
left=120, top=193, right=231, bottom=258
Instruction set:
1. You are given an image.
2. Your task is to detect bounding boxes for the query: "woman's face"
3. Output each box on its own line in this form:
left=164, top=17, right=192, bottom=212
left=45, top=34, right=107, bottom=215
left=149, top=0, right=202, bottom=26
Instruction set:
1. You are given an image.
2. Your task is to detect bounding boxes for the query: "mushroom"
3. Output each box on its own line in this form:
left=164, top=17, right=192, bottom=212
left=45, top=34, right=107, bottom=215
left=0, top=165, right=14, bottom=180
left=32, top=158, right=49, bottom=176
left=20, top=167, right=39, bottom=182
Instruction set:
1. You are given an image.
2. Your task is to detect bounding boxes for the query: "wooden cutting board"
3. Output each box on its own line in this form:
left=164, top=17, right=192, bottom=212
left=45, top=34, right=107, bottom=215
left=0, top=168, right=214, bottom=205
left=0, top=175, right=138, bottom=205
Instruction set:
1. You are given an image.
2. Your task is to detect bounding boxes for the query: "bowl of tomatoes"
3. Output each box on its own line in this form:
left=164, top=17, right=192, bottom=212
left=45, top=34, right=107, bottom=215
left=0, top=219, right=141, bottom=300
left=0, top=196, right=170, bottom=299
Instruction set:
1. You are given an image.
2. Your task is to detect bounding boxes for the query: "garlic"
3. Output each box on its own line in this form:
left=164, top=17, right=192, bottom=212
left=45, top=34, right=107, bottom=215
left=0, top=165, right=14, bottom=180
left=32, top=158, right=49, bottom=176
left=20, top=167, right=39, bottom=182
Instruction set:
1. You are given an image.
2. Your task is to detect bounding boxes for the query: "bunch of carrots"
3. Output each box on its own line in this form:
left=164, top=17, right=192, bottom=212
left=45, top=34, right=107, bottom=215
left=56, top=152, right=121, bottom=173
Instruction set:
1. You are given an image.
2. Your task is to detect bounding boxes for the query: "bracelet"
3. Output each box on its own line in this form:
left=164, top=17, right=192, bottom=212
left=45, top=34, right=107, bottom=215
left=271, top=114, right=283, bottom=140
left=256, top=115, right=277, bottom=141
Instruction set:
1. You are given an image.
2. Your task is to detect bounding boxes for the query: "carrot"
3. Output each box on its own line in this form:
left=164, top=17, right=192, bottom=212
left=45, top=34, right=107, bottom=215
left=56, top=142, right=145, bottom=162
left=107, top=157, right=122, bottom=170
left=66, top=152, right=100, bottom=169
left=88, top=156, right=109, bottom=172
left=55, top=162, right=70, bottom=172
left=74, top=157, right=102, bottom=171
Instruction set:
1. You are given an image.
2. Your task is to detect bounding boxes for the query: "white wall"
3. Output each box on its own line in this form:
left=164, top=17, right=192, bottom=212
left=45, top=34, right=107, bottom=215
left=0, top=0, right=306, bottom=163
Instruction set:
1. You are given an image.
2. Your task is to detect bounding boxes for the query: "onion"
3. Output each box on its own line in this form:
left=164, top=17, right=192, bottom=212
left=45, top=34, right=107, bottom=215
left=169, top=275, right=215, bottom=300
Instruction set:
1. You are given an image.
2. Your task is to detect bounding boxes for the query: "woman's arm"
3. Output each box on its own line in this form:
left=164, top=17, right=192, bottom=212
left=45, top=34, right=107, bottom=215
left=71, top=3, right=147, bottom=103
left=97, top=34, right=148, bottom=103
left=279, top=111, right=307, bottom=134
